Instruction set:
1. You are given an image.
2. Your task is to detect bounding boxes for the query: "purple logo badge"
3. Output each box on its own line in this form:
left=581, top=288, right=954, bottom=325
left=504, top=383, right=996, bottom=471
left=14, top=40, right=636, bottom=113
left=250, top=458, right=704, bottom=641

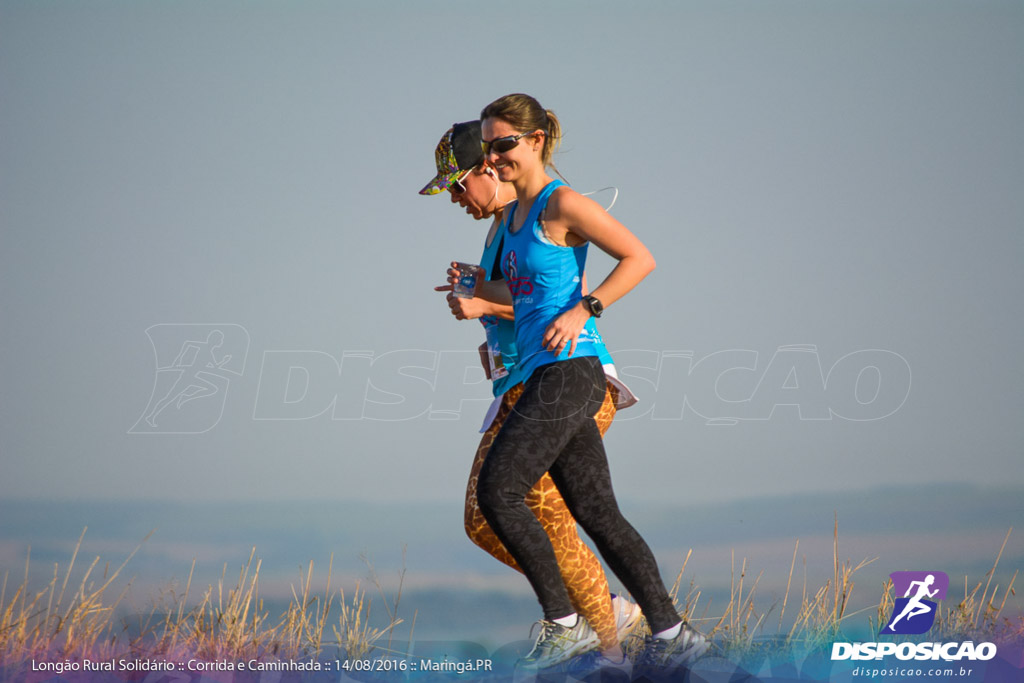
left=880, top=571, right=949, bottom=635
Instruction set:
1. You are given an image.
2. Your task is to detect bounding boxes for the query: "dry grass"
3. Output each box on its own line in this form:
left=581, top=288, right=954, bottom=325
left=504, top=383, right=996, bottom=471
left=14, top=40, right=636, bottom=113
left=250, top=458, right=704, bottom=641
left=0, top=532, right=408, bottom=676
left=1, top=522, right=1020, bottom=675
left=621, top=515, right=878, bottom=659
left=624, top=518, right=1020, bottom=662
left=0, top=527, right=146, bottom=664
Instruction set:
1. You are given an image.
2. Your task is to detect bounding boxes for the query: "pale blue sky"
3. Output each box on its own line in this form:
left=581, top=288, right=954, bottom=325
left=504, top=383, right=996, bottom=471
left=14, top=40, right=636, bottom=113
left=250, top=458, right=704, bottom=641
left=2, top=0, right=1022, bottom=507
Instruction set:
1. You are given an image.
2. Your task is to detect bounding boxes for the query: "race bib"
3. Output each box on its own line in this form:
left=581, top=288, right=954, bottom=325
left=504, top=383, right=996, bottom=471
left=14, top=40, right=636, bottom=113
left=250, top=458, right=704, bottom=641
left=484, top=325, right=509, bottom=380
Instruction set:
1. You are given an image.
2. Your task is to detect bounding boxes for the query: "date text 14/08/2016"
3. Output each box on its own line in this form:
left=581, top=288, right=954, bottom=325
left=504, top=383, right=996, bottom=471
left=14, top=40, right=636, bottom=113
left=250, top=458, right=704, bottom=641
left=341, top=659, right=494, bottom=674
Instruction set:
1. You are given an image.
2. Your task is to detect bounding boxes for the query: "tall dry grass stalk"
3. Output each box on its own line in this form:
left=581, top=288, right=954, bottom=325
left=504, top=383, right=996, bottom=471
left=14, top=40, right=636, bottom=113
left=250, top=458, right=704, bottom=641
left=782, top=516, right=876, bottom=648
left=936, top=528, right=1018, bottom=639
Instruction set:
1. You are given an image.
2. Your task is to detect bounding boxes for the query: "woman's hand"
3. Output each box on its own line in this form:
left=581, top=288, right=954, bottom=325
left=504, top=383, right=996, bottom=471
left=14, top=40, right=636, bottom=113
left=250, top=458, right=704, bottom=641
left=542, top=301, right=591, bottom=357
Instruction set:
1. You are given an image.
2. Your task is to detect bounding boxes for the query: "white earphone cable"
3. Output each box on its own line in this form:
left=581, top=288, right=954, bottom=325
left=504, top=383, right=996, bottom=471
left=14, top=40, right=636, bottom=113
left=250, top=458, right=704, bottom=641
left=581, top=186, right=619, bottom=212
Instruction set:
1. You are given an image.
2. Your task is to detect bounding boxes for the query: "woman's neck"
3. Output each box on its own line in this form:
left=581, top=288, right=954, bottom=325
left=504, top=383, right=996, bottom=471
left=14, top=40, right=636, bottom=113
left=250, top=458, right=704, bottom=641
left=513, top=168, right=555, bottom=209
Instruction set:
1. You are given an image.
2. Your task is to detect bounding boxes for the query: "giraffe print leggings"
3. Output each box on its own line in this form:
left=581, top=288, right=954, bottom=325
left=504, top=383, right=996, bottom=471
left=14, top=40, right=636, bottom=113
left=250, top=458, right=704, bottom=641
left=476, top=356, right=681, bottom=636
left=464, top=373, right=621, bottom=650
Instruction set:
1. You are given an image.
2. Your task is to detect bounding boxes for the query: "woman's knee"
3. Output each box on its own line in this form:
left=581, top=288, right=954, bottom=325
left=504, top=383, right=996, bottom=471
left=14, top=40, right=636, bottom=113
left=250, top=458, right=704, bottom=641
left=475, top=472, right=510, bottom=517
left=576, top=507, right=631, bottom=545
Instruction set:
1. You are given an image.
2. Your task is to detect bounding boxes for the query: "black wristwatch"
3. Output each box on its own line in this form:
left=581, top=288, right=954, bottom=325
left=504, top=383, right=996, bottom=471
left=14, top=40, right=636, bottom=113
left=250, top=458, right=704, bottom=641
left=581, top=295, right=604, bottom=318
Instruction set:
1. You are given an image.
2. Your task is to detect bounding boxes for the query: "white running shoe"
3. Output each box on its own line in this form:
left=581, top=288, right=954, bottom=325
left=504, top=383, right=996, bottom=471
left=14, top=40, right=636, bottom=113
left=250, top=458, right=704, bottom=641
left=610, top=594, right=643, bottom=643
left=518, top=617, right=600, bottom=670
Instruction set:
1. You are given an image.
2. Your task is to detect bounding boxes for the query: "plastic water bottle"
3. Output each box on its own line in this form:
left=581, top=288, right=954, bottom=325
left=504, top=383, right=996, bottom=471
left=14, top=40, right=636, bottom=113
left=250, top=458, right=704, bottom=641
left=452, top=262, right=483, bottom=299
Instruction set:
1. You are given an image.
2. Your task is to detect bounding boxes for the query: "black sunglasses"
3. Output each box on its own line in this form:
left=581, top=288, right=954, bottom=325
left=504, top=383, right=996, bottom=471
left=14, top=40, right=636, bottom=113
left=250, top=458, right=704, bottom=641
left=481, top=131, right=540, bottom=156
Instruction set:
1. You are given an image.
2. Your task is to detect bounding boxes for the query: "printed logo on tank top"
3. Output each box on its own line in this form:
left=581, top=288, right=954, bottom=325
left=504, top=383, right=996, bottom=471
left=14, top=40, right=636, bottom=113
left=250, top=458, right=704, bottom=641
left=503, top=250, right=534, bottom=303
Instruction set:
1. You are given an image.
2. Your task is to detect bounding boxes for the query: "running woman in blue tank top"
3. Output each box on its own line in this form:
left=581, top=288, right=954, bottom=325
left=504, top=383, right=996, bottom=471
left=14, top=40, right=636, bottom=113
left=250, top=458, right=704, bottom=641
left=470, top=94, right=709, bottom=677
left=420, top=121, right=642, bottom=659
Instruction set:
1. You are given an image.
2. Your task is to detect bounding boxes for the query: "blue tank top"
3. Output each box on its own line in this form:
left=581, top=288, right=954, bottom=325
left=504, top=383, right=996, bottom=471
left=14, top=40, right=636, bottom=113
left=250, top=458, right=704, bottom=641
left=500, top=180, right=604, bottom=381
left=479, top=220, right=522, bottom=397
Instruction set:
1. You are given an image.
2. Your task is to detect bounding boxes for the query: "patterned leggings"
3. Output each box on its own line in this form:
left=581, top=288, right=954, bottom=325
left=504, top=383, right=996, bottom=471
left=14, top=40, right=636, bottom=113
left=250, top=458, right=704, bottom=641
left=464, top=378, right=621, bottom=650
left=476, top=356, right=681, bottom=635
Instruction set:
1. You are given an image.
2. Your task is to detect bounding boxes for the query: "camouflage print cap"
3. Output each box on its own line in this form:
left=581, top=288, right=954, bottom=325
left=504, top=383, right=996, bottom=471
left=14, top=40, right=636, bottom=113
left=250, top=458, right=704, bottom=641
left=419, top=120, right=485, bottom=195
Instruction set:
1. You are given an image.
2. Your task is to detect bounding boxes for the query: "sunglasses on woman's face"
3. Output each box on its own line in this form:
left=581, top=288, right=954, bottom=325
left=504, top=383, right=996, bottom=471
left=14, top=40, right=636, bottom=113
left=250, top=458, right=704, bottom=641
left=481, top=131, right=538, bottom=156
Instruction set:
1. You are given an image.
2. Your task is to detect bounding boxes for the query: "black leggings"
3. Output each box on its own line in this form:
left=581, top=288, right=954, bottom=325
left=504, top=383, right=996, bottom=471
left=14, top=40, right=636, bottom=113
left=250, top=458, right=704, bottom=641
left=476, top=356, right=681, bottom=634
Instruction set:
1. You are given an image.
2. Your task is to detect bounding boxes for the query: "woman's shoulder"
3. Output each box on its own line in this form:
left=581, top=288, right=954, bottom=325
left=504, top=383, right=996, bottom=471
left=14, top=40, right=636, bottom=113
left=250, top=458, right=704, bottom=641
left=546, top=184, right=600, bottom=220
left=549, top=183, right=577, bottom=200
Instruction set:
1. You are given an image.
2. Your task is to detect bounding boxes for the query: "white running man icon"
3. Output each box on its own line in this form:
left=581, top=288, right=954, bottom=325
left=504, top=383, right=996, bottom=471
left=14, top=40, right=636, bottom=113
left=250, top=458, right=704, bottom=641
left=886, top=574, right=940, bottom=631
left=143, top=330, right=232, bottom=427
